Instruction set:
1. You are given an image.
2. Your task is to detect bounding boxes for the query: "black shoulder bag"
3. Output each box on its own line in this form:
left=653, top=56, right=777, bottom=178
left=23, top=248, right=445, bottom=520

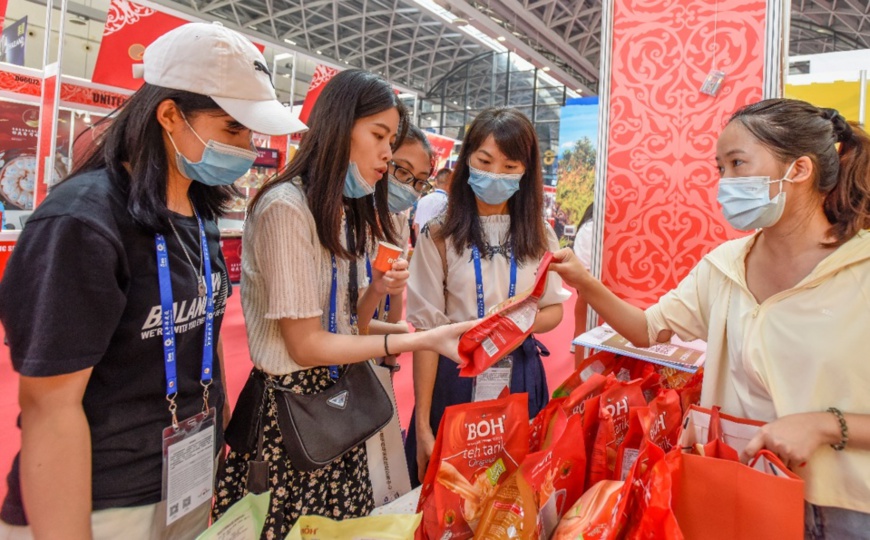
left=271, top=224, right=393, bottom=472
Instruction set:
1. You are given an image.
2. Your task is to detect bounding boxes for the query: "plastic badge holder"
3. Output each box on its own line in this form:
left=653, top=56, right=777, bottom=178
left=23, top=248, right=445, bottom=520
left=700, top=69, right=726, bottom=97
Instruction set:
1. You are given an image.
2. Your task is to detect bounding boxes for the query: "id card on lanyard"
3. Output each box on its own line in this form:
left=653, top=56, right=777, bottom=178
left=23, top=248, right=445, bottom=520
left=471, top=244, right=517, bottom=402
left=155, top=209, right=216, bottom=532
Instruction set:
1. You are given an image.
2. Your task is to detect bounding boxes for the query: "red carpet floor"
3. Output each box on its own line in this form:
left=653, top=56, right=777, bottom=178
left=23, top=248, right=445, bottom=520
left=0, top=288, right=580, bottom=503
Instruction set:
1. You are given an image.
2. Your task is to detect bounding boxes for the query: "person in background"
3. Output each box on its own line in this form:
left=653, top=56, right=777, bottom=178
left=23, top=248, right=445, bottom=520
left=412, top=166, right=452, bottom=237
left=571, top=203, right=594, bottom=366
left=212, top=69, right=472, bottom=537
left=368, top=124, right=436, bottom=372
left=404, top=107, right=570, bottom=485
left=550, top=98, right=870, bottom=539
left=0, top=22, right=303, bottom=540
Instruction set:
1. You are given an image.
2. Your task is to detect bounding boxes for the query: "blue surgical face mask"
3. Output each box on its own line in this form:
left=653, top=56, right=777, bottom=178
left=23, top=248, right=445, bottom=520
left=717, top=161, right=796, bottom=231
left=387, top=175, right=420, bottom=213
left=344, top=162, right=377, bottom=199
left=468, top=165, right=523, bottom=205
left=168, top=119, right=257, bottom=187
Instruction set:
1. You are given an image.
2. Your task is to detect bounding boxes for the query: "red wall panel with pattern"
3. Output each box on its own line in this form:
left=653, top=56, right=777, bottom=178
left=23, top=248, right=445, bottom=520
left=602, top=0, right=766, bottom=308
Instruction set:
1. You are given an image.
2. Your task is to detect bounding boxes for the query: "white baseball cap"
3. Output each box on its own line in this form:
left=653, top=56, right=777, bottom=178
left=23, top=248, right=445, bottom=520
left=132, top=22, right=307, bottom=136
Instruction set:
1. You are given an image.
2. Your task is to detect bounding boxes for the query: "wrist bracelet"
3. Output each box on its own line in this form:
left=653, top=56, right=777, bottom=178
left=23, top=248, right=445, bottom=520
left=827, top=407, right=849, bottom=451
left=384, top=334, right=391, bottom=357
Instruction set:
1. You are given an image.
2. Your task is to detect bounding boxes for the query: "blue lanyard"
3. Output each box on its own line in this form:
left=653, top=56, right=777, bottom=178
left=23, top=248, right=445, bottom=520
left=364, top=256, right=390, bottom=320
left=328, top=256, right=340, bottom=380
left=472, top=244, right=517, bottom=319
left=155, top=209, right=214, bottom=417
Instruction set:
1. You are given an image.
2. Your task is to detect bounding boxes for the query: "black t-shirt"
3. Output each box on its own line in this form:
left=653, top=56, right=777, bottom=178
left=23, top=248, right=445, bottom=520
left=0, top=169, right=230, bottom=525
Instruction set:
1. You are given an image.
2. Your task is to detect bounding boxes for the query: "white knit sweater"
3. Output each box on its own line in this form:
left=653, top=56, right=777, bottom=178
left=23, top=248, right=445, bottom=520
left=240, top=180, right=368, bottom=375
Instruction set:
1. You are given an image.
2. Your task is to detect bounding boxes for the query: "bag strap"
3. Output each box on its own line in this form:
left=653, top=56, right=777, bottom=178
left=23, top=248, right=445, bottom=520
left=346, top=223, right=360, bottom=329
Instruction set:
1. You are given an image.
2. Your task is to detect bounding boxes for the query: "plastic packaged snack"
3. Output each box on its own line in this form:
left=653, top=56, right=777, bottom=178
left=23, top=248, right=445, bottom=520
left=457, top=253, right=554, bottom=377
left=551, top=480, right=625, bottom=540
left=588, top=379, right=647, bottom=485
left=417, top=393, right=530, bottom=540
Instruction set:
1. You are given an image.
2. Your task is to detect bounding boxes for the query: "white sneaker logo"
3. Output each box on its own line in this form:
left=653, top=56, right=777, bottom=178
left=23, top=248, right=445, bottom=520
left=327, top=390, right=349, bottom=409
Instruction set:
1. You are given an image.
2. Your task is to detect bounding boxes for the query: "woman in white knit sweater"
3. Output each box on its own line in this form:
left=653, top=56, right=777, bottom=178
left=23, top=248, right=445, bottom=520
left=213, top=69, right=471, bottom=537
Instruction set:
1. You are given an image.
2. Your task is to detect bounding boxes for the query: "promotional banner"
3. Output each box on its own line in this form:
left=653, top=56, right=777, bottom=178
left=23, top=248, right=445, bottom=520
left=554, top=96, right=599, bottom=245
left=297, top=64, right=340, bottom=125
left=0, top=100, right=73, bottom=211
left=91, top=0, right=189, bottom=91
left=0, top=16, right=27, bottom=66
left=424, top=132, right=455, bottom=172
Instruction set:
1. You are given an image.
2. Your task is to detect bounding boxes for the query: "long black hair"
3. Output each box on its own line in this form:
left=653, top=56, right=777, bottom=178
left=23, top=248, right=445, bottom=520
left=440, top=107, right=547, bottom=263
left=730, top=98, right=870, bottom=246
left=68, top=83, right=237, bottom=233
left=251, top=69, right=407, bottom=259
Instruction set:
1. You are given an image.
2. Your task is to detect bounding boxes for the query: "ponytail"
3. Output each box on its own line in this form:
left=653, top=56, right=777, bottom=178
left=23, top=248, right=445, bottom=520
left=731, top=99, right=870, bottom=247
left=822, top=121, right=870, bottom=246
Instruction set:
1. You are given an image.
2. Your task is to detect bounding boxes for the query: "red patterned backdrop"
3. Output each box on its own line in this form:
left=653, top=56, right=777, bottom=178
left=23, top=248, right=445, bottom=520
left=601, top=0, right=766, bottom=308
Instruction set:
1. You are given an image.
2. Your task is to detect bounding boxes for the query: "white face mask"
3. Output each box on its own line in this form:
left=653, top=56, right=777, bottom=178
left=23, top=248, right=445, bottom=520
left=716, top=161, right=797, bottom=231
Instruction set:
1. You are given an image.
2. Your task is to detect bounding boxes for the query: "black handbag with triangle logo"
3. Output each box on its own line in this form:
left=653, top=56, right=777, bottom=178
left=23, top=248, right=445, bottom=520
left=271, top=360, right=393, bottom=472
left=270, top=225, right=393, bottom=472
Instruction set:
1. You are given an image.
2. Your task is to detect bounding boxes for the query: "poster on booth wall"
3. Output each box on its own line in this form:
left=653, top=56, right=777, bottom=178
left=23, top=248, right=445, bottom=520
left=0, top=17, right=27, bottom=66
left=554, top=96, right=599, bottom=249
left=0, top=102, right=73, bottom=211
left=91, top=0, right=190, bottom=91
left=424, top=132, right=455, bottom=173
left=296, top=64, right=339, bottom=129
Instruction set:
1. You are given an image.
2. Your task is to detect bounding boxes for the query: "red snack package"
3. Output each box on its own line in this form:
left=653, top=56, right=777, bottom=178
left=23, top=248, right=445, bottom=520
left=613, top=407, right=649, bottom=482
left=458, top=253, right=554, bottom=377
left=676, top=370, right=704, bottom=415
left=417, top=393, right=530, bottom=540
left=530, top=373, right=609, bottom=453
left=588, top=379, right=647, bottom=485
left=473, top=472, right=539, bottom=540
left=520, top=412, right=587, bottom=539
left=528, top=397, right=566, bottom=453
left=550, top=480, right=625, bottom=540
left=552, top=351, right=620, bottom=398
left=647, top=389, right=682, bottom=452
left=619, top=441, right=682, bottom=540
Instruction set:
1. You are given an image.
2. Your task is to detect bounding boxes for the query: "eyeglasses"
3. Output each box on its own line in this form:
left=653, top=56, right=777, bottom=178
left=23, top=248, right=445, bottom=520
left=389, top=161, right=433, bottom=194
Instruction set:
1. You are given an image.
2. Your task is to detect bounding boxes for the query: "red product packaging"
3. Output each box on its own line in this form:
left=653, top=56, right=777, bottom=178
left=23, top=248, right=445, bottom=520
left=457, top=253, right=554, bottom=377
left=551, top=351, right=619, bottom=398
left=528, top=396, right=566, bottom=453
left=520, top=412, right=588, bottom=539
left=417, top=393, right=530, bottom=540
left=646, top=389, right=682, bottom=452
left=473, top=472, right=539, bottom=540
left=550, top=480, right=625, bottom=540
left=588, top=379, right=647, bottom=485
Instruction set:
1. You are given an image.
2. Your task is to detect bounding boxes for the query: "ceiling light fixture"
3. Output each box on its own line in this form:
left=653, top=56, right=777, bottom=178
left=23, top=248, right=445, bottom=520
left=284, top=38, right=297, bottom=45
left=496, top=36, right=506, bottom=42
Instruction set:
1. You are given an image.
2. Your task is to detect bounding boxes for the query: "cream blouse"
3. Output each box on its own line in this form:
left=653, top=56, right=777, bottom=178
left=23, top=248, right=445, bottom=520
left=407, top=214, right=570, bottom=330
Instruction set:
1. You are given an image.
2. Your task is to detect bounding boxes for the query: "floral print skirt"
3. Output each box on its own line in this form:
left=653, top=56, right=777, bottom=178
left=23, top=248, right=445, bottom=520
left=212, top=366, right=374, bottom=539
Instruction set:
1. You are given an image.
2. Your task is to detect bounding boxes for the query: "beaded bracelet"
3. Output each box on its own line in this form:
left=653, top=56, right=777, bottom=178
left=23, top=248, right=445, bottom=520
left=827, top=407, right=849, bottom=451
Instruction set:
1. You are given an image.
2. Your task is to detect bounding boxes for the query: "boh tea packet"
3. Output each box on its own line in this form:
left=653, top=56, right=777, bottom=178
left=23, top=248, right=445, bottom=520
left=457, top=253, right=554, bottom=378
left=417, top=393, right=530, bottom=540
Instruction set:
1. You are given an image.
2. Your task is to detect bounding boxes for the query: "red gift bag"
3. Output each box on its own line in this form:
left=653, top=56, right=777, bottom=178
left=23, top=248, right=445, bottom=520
left=670, top=407, right=805, bottom=540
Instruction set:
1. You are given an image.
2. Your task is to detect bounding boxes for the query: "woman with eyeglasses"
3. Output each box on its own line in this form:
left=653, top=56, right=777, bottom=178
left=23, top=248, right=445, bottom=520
left=366, top=124, right=436, bottom=373
left=212, top=70, right=472, bottom=537
left=404, top=107, right=570, bottom=485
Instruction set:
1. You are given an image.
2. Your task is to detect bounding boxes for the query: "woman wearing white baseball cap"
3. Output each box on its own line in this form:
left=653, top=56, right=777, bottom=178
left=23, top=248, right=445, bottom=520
left=0, top=22, right=303, bottom=540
